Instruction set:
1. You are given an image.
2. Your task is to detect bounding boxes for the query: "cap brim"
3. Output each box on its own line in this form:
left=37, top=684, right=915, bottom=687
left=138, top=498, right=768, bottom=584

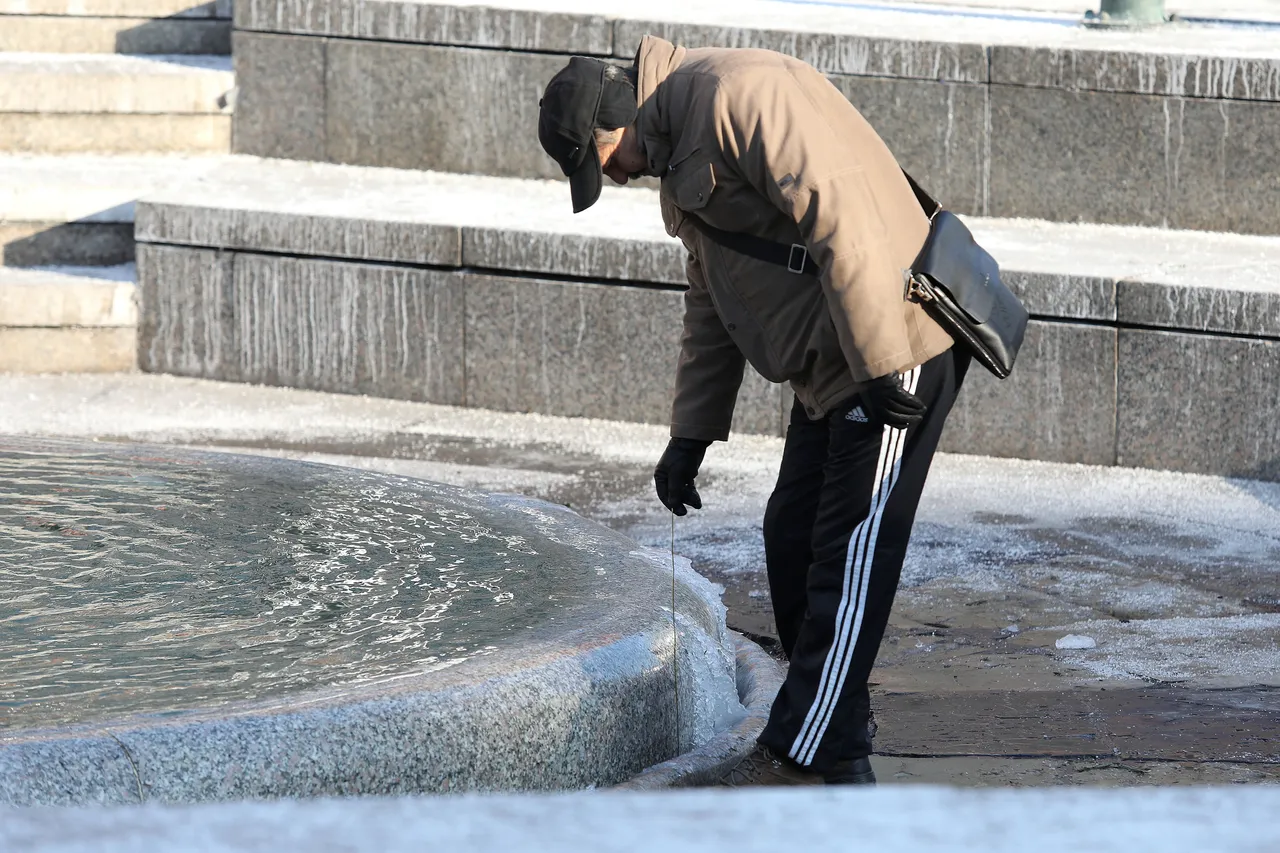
left=568, top=143, right=603, bottom=213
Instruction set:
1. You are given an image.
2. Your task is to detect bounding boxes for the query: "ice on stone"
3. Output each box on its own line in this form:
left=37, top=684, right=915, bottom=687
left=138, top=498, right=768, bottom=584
left=1056, top=634, right=1098, bottom=650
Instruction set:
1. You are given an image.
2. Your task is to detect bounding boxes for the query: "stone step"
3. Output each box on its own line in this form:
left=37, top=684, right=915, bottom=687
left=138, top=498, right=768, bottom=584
left=133, top=157, right=1280, bottom=339
left=0, top=0, right=229, bottom=17
left=0, top=15, right=231, bottom=54
left=891, top=0, right=1280, bottom=24
left=230, top=0, right=1280, bottom=235
left=131, top=158, right=1280, bottom=479
left=1, top=153, right=232, bottom=265
left=0, top=264, right=137, bottom=371
left=0, top=53, right=232, bottom=153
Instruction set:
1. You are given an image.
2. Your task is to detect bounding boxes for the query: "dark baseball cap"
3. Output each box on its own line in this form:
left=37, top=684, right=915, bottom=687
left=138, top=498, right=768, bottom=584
left=538, top=56, right=638, bottom=213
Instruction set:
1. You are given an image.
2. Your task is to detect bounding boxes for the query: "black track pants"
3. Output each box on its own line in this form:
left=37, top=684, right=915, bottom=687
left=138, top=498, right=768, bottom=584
left=758, top=348, right=968, bottom=771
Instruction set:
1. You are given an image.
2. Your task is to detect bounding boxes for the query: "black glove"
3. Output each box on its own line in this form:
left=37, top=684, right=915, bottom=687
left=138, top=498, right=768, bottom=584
left=654, top=437, right=711, bottom=516
left=859, top=372, right=927, bottom=430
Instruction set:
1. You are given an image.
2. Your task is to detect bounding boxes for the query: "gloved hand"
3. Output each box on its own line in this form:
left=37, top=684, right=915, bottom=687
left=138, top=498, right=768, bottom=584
left=654, top=437, right=711, bottom=516
left=859, top=372, right=926, bottom=430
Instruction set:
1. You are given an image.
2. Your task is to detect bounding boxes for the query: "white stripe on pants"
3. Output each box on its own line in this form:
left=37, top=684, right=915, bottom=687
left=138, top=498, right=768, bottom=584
left=788, top=366, right=920, bottom=765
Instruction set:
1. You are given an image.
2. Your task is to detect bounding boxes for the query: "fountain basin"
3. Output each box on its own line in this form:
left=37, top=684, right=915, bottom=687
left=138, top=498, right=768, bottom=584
left=0, top=437, right=743, bottom=805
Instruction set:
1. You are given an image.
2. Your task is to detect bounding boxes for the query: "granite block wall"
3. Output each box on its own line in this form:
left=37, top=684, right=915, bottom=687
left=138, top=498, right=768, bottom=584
left=465, top=275, right=780, bottom=433
left=231, top=31, right=326, bottom=161
left=1116, top=330, right=1280, bottom=481
left=138, top=245, right=468, bottom=404
left=987, top=86, right=1280, bottom=234
left=940, top=321, right=1118, bottom=467
left=138, top=245, right=781, bottom=435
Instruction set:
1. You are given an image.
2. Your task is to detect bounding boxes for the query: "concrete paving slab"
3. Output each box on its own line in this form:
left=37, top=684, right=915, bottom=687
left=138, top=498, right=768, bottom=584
left=0, top=53, right=233, bottom=114
left=0, top=263, right=136, bottom=326
left=5, top=786, right=1280, bottom=853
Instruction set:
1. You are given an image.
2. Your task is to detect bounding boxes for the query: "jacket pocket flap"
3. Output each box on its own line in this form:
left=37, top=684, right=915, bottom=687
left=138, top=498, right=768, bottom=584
left=673, top=162, right=716, bottom=211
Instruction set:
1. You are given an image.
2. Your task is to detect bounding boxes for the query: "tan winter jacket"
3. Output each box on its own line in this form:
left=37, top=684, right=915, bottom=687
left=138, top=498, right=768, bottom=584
left=633, top=36, right=954, bottom=442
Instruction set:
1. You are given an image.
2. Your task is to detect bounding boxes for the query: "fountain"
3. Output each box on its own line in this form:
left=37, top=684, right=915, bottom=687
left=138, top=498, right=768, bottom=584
left=0, top=437, right=751, bottom=805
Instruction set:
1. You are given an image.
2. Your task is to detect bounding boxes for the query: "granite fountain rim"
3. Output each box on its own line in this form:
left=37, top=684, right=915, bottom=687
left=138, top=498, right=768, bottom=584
left=0, top=436, right=725, bottom=742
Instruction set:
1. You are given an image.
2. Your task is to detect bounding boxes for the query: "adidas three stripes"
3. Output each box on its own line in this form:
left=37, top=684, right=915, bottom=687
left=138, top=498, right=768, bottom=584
left=759, top=348, right=969, bottom=771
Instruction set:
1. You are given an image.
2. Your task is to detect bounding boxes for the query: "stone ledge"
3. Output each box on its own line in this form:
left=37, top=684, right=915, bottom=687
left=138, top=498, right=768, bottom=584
left=234, top=0, right=611, bottom=54
left=135, top=158, right=1280, bottom=337
left=231, top=0, right=1280, bottom=101
left=225, top=24, right=1280, bottom=234
left=618, top=632, right=785, bottom=790
left=136, top=243, right=783, bottom=434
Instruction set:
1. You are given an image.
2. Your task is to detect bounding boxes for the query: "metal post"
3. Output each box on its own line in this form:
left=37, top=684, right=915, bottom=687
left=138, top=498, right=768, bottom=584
left=1083, top=0, right=1167, bottom=26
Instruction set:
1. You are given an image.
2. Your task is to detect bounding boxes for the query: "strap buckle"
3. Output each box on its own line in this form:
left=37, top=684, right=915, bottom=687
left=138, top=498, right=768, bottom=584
left=906, top=273, right=935, bottom=303
left=787, top=243, right=809, bottom=275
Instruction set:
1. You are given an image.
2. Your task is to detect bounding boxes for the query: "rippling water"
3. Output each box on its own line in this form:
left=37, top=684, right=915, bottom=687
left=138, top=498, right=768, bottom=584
left=0, top=439, right=593, bottom=730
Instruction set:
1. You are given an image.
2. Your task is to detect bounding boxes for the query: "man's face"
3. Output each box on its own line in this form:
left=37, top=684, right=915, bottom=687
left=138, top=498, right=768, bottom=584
left=598, top=132, right=647, bottom=186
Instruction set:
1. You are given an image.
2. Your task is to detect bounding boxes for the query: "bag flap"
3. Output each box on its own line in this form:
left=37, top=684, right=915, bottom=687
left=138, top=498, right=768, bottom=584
left=913, top=211, right=1001, bottom=324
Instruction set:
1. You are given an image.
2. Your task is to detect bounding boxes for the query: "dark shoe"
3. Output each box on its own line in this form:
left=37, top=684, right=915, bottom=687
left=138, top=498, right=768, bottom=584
left=716, top=744, right=825, bottom=787
left=823, top=756, right=877, bottom=785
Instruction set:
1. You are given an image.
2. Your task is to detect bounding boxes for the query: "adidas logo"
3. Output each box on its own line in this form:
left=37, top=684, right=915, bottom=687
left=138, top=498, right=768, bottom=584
left=846, top=406, right=869, bottom=423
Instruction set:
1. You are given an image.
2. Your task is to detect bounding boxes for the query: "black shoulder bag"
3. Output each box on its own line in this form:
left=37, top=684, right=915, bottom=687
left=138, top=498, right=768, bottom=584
left=900, top=172, right=1028, bottom=379
left=688, top=171, right=1029, bottom=380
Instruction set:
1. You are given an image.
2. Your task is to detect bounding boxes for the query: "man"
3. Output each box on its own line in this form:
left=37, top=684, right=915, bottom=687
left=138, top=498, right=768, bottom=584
left=538, top=36, right=969, bottom=786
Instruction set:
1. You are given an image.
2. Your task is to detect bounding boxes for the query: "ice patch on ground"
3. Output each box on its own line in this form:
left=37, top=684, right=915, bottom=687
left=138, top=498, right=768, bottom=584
left=1041, top=614, right=1280, bottom=682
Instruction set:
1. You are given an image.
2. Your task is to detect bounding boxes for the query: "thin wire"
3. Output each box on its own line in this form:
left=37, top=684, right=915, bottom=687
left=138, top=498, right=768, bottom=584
left=670, top=510, right=681, bottom=754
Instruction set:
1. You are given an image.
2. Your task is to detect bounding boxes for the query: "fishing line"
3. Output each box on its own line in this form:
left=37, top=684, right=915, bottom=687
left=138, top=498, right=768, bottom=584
left=671, top=510, right=681, bottom=754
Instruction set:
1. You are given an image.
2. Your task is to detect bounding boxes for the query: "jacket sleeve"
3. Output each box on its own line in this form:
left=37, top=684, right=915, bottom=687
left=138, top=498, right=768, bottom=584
left=713, top=69, right=917, bottom=381
left=671, top=249, right=746, bottom=442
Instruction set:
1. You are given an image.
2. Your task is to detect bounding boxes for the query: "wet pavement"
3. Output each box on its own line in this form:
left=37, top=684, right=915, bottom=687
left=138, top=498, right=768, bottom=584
left=2, top=373, right=1278, bottom=787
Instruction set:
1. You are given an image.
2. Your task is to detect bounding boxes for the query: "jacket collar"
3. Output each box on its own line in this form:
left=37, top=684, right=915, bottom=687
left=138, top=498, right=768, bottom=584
left=633, top=35, right=687, bottom=176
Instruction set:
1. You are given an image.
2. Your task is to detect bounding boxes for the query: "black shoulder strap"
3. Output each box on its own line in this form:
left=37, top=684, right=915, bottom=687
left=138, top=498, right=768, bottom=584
left=902, top=169, right=941, bottom=219
left=687, top=215, right=820, bottom=276
left=686, top=169, right=941, bottom=276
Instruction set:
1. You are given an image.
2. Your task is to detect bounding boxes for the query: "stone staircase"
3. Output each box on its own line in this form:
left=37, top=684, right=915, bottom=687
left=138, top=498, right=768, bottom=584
left=5, top=0, right=1279, bottom=478
left=0, top=0, right=232, bottom=372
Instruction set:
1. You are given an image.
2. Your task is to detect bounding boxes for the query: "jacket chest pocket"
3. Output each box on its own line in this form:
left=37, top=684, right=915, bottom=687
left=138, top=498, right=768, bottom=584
left=671, top=161, right=716, bottom=213
left=661, top=161, right=716, bottom=240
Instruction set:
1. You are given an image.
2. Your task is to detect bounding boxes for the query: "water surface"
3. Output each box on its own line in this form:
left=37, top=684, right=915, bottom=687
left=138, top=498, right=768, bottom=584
left=0, top=438, right=597, bottom=730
